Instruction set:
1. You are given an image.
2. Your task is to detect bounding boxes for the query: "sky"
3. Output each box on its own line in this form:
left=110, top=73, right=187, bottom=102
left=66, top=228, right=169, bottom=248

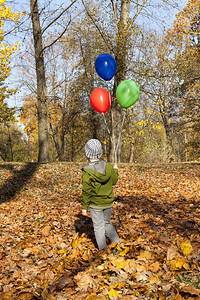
left=5, top=0, right=188, bottom=111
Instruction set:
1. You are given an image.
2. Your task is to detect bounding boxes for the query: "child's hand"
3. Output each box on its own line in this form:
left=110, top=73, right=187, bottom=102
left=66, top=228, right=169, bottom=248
left=82, top=209, right=88, bottom=216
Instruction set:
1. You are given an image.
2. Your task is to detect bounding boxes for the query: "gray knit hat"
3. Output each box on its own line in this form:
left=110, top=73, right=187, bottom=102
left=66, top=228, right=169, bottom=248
left=85, top=139, right=103, bottom=159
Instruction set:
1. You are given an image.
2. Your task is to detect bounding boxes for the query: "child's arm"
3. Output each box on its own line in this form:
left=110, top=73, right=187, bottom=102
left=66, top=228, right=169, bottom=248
left=81, top=171, right=92, bottom=215
left=112, top=166, right=119, bottom=185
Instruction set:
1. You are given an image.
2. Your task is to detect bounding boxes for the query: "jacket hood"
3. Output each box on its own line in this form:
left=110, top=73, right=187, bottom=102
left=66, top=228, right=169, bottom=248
left=82, top=161, right=112, bottom=183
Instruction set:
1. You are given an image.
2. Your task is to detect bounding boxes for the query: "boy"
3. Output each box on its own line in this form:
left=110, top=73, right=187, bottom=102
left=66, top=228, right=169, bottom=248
left=81, top=139, right=120, bottom=250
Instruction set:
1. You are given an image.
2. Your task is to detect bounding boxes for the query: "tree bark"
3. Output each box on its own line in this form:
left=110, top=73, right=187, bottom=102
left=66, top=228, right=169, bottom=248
left=8, top=126, right=14, bottom=161
left=30, top=0, right=49, bottom=163
left=129, top=143, right=134, bottom=163
left=110, top=0, right=131, bottom=162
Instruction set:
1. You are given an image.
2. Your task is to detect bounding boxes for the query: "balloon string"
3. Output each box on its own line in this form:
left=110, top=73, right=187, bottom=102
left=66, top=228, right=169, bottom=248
left=103, top=114, right=111, bottom=136
left=103, top=113, right=116, bottom=162
left=115, top=110, right=126, bottom=161
left=103, top=109, right=126, bottom=164
left=111, top=108, right=117, bottom=164
left=103, top=111, right=116, bottom=162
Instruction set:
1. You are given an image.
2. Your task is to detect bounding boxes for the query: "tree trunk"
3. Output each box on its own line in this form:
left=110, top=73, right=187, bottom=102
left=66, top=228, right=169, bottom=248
left=110, top=0, right=131, bottom=162
left=129, top=143, right=134, bottom=163
left=60, top=72, right=68, bottom=161
left=8, top=126, right=14, bottom=161
left=160, top=111, right=173, bottom=160
left=48, top=57, right=61, bottom=160
left=30, top=0, right=49, bottom=163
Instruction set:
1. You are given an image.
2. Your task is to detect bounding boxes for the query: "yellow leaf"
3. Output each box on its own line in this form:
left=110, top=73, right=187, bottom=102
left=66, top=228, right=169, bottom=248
left=119, top=247, right=129, bottom=256
left=58, top=249, right=65, bottom=254
left=72, top=233, right=79, bottom=248
left=137, top=237, right=144, bottom=242
left=110, top=256, right=126, bottom=269
left=97, top=263, right=105, bottom=271
left=108, top=288, right=119, bottom=298
left=169, top=257, right=189, bottom=271
left=138, top=250, right=151, bottom=259
left=180, top=241, right=193, bottom=256
left=80, top=237, right=86, bottom=242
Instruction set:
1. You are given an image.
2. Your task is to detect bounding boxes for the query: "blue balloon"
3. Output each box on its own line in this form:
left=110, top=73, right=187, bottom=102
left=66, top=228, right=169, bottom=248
left=95, top=53, right=117, bottom=81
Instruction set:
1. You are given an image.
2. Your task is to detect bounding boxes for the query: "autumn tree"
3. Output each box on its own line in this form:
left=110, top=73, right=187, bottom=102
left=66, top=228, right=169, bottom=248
left=29, top=0, right=78, bottom=163
left=0, top=121, right=29, bottom=161
left=166, top=0, right=200, bottom=160
left=0, top=0, right=21, bottom=124
left=131, top=30, right=182, bottom=160
left=18, top=22, right=91, bottom=162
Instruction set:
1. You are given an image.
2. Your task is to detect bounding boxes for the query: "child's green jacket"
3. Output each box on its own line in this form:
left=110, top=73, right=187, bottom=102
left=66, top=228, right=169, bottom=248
left=81, top=161, right=118, bottom=210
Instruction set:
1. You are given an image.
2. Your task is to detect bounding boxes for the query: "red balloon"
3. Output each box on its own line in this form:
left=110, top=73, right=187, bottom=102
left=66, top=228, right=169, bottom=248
left=90, top=88, right=111, bottom=114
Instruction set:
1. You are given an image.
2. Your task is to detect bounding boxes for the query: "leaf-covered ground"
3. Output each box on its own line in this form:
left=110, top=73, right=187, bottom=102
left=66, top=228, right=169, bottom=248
left=0, top=162, right=199, bottom=300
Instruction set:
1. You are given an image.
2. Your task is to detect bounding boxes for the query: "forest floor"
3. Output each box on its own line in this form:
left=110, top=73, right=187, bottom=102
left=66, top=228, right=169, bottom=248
left=0, top=161, right=200, bottom=300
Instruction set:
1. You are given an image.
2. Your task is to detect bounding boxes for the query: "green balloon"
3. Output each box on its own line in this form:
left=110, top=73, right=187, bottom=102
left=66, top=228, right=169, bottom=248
left=116, top=80, right=140, bottom=108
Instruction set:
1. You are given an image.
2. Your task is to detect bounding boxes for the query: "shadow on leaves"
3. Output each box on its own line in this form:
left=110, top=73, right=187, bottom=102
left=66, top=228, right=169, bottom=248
left=115, top=195, right=200, bottom=239
left=0, top=162, right=38, bottom=204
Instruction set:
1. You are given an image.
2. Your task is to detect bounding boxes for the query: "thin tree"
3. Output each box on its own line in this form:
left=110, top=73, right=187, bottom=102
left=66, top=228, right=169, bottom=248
left=29, top=0, right=77, bottom=163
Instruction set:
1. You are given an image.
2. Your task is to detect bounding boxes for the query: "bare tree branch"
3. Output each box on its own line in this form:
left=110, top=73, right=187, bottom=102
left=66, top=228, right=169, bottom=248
left=110, top=0, right=118, bottom=24
left=41, top=0, right=77, bottom=35
left=128, top=0, right=147, bottom=31
left=81, top=0, right=113, bottom=52
left=42, top=18, right=71, bottom=52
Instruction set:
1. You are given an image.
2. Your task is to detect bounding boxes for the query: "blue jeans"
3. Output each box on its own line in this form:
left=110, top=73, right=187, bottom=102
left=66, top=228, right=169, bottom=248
left=90, top=207, right=120, bottom=250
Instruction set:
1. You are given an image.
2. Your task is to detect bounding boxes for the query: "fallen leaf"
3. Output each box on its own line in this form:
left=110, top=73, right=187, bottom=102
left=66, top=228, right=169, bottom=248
left=108, top=288, right=119, bottom=298
left=148, top=261, right=160, bottom=273
left=72, top=233, right=79, bottom=248
left=123, top=259, right=136, bottom=273
left=21, top=248, right=33, bottom=258
left=74, top=271, right=94, bottom=290
left=180, top=241, right=193, bottom=256
left=136, top=272, right=148, bottom=282
left=86, top=294, right=107, bottom=300
left=110, top=256, right=126, bottom=269
left=180, top=284, right=200, bottom=296
left=169, top=257, right=189, bottom=271
left=48, top=275, right=74, bottom=292
left=148, top=275, right=160, bottom=284
left=135, top=264, right=147, bottom=272
left=138, top=250, right=151, bottom=260
left=167, top=245, right=179, bottom=261
left=41, top=225, right=51, bottom=236
left=41, top=288, right=57, bottom=300
left=17, top=292, right=36, bottom=300
left=119, top=247, right=129, bottom=256
left=169, top=294, right=183, bottom=300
